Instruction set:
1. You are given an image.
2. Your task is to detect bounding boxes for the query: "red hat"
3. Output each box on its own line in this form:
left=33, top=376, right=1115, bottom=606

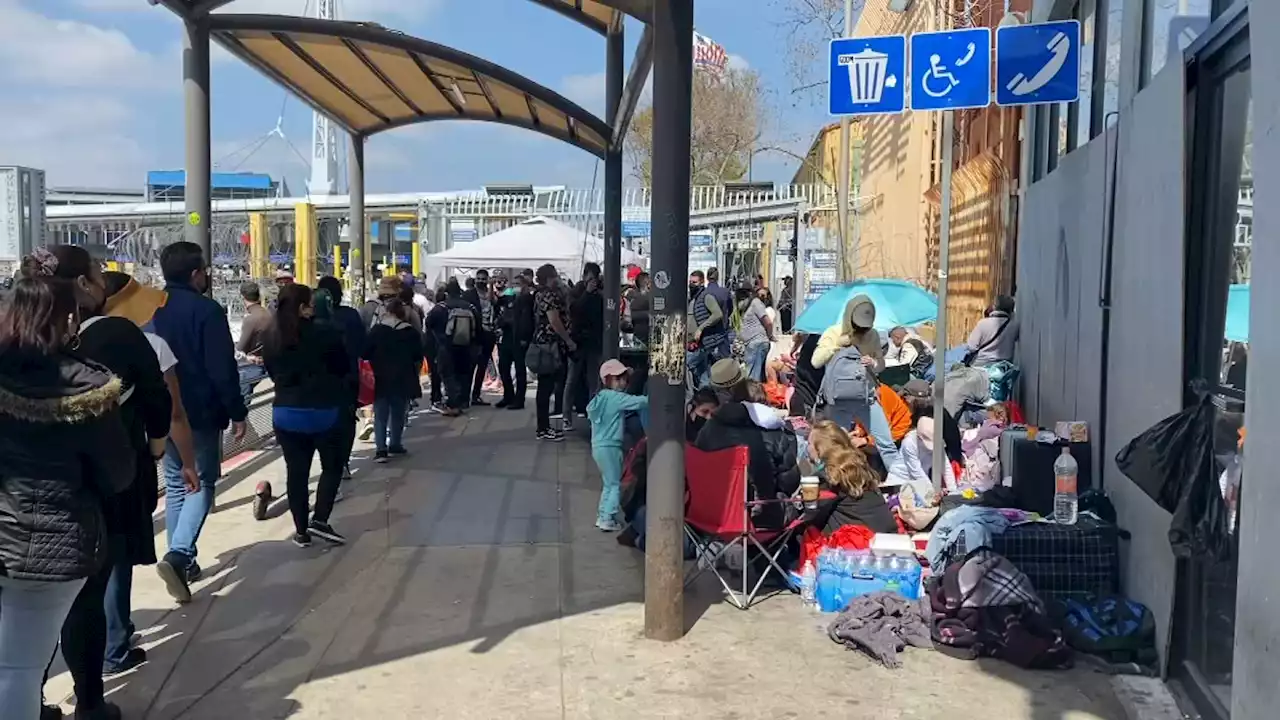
left=626, top=265, right=643, bottom=282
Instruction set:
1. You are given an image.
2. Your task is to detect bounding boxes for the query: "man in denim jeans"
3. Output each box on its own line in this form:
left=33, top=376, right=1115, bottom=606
left=149, top=242, right=247, bottom=603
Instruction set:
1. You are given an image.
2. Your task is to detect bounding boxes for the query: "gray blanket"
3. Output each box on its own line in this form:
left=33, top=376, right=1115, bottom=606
left=827, top=591, right=934, bottom=668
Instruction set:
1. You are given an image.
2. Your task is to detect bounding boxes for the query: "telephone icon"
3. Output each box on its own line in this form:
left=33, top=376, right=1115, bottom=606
left=1006, top=31, right=1070, bottom=96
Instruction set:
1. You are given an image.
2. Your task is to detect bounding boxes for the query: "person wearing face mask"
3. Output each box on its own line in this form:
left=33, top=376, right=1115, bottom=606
left=685, top=270, right=727, bottom=388
left=262, top=284, right=352, bottom=548
left=148, top=242, right=247, bottom=604
left=463, top=269, right=498, bottom=406
left=0, top=248, right=135, bottom=720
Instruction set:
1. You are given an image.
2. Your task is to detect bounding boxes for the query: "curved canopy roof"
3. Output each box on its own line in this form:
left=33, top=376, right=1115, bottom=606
left=208, top=14, right=613, bottom=157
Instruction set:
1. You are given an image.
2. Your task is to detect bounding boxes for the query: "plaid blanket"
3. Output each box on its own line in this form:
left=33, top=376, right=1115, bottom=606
left=942, top=548, right=1042, bottom=612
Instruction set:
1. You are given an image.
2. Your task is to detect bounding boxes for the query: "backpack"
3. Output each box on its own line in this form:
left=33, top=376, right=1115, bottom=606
left=444, top=306, right=475, bottom=346
left=1051, top=595, right=1157, bottom=665
left=819, top=345, right=874, bottom=404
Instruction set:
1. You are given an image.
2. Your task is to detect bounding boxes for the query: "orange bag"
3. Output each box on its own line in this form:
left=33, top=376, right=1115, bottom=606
left=763, top=380, right=788, bottom=409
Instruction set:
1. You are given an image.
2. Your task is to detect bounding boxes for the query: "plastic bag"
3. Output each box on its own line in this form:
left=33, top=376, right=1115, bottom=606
left=1114, top=382, right=1231, bottom=559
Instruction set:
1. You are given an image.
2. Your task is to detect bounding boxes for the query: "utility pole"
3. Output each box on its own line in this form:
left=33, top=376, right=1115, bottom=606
left=835, top=0, right=857, bottom=281
left=931, top=111, right=955, bottom=487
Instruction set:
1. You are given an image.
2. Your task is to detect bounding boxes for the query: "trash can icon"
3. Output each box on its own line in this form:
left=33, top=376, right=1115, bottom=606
left=839, top=48, right=892, bottom=104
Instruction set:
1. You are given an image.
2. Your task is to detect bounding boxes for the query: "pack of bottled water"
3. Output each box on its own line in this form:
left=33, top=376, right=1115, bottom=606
left=811, top=548, right=923, bottom=613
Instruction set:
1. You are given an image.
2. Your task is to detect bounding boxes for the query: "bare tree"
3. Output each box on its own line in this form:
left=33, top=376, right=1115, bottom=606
left=624, top=67, right=771, bottom=186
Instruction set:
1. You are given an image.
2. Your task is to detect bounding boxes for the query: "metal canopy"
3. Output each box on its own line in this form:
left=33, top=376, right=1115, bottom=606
left=207, top=14, right=613, bottom=157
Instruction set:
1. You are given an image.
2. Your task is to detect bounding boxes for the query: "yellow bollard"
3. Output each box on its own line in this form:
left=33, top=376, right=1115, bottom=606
left=294, top=203, right=317, bottom=285
left=249, top=212, right=269, bottom=279
left=334, top=244, right=343, bottom=280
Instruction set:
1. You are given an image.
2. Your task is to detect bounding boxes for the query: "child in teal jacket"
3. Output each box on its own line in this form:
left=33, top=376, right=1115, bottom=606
left=586, top=359, right=649, bottom=531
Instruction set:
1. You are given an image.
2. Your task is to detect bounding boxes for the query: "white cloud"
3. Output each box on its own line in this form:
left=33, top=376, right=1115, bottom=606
left=0, top=0, right=169, bottom=90
left=560, top=72, right=606, bottom=117
left=728, top=53, right=750, bottom=71
left=0, top=95, right=154, bottom=186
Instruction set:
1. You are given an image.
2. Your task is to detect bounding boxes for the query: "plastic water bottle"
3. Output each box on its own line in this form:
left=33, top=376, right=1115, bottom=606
left=1054, top=446, right=1079, bottom=525
left=799, top=560, right=817, bottom=609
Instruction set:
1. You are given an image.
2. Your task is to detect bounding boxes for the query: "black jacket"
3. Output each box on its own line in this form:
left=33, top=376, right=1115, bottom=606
left=78, top=316, right=172, bottom=566
left=570, top=286, right=604, bottom=351
left=363, top=316, right=424, bottom=401
left=694, top=402, right=801, bottom=527
left=790, top=334, right=824, bottom=418
left=816, top=488, right=898, bottom=535
left=0, top=347, right=136, bottom=581
left=499, top=291, right=536, bottom=345
left=263, top=320, right=353, bottom=410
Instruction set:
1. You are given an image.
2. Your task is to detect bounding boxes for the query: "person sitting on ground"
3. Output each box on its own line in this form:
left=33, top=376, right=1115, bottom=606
left=811, top=429, right=898, bottom=535
left=695, top=376, right=801, bottom=528
left=962, top=402, right=1009, bottom=456
left=686, top=387, right=720, bottom=443
left=885, top=402, right=965, bottom=503
left=884, top=326, right=918, bottom=368
left=587, top=360, right=650, bottom=532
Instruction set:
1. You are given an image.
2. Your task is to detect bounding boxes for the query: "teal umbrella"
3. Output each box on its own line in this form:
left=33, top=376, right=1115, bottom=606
left=793, top=279, right=938, bottom=334
left=1225, top=284, right=1249, bottom=343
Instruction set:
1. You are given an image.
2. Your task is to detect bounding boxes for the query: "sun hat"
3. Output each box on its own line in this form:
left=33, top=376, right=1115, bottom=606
left=598, top=359, right=630, bottom=381
left=917, top=416, right=936, bottom=452
left=709, top=358, right=745, bottom=389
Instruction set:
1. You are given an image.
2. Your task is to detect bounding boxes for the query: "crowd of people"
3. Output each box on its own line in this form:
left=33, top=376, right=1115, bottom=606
left=0, top=239, right=1019, bottom=716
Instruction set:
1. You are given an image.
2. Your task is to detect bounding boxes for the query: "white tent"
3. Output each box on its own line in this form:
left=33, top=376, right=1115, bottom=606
left=421, top=216, right=644, bottom=284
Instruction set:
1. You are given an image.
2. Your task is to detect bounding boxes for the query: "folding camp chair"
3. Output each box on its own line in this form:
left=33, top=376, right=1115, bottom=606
left=683, top=445, right=807, bottom=609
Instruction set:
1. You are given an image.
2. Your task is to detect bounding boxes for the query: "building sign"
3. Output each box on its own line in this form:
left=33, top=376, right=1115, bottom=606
left=688, top=232, right=716, bottom=274
left=804, top=249, right=839, bottom=304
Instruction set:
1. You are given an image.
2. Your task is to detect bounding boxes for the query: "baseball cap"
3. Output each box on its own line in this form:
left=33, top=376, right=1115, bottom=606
left=598, top=359, right=630, bottom=381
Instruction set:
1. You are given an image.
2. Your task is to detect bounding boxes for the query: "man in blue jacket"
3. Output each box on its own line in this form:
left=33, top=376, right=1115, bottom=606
left=150, top=242, right=247, bottom=603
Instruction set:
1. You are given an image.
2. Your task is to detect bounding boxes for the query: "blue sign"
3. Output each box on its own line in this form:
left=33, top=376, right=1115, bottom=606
left=622, top=221, right=651, bottom=238
left=828, top=35, right=906, bottom=116
left=995, top=20, right=1081, bottom=106
left=910, top=27, right=992, bottom=111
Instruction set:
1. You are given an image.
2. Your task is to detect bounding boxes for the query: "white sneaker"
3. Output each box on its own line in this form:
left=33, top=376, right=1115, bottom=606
left=595, top=518, right=622, bottom=532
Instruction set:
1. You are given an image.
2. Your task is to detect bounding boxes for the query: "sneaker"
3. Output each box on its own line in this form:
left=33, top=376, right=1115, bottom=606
left=156, top=552, right=192, bottom=604
left=73, top=703, right=121, bottom=720
left=358, top=422, right=374, bottom=441
left=308, top=520, right=347, bottom=545
left=333, top=487, right=346, bottom=503
left=292, top=532, right=312, bottom=548
left=374, top=450, right=389, bottom=463
left=341, top=465, right=353, bottom=481
left=595, top=518, right=622, bottom=532
left=252, top=480, right=272, bottom=521
left=103, top=647, right=147, bottom=677
left=427, top=402, right=444, bottom=414
left=441, top=407, right=462, bottom=417
left=186, top=561, right=202, bottom=583
left=387, top=445, right=409, bottom=457
left=471, top=397, right=491, bottom=407
left=562, top=417, right=575, bottom=432
left=537, top=429, right=565, bottom=442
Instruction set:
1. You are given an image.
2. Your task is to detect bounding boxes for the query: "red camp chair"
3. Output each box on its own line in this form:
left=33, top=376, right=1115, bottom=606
left=683, top=446, right=806, bottom=610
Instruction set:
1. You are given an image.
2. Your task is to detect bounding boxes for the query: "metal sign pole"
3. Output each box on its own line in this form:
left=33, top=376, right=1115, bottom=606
left=931, top=110, right=955, bottom=487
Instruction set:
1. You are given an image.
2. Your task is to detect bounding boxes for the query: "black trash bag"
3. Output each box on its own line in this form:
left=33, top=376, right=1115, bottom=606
left=1114, top=381, right=1231, bottom=559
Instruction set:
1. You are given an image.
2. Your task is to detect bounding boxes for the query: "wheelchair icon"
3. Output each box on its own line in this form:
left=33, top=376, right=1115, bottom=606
left=921, top=41, right=977, bottom=98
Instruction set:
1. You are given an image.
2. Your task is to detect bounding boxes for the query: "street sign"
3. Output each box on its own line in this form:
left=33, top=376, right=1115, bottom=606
left=828, top=35, right=907, bottom=116
left=909, top=27, right=992, bottom=111
left=995, top=20, right=1081, bottom=106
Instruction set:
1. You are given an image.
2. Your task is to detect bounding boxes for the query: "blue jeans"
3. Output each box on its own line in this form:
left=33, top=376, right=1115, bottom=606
left=686, top=337, right=729, bottom=389
left=163, top=427, right=223, bottom=567
left=373, top=396, right=408, bottom=451
left=592, top=445, right=624, bottom=524
left=0, top=576, right=85, bottom=719
left=103, top=534, right=133, bottom=668
left=743, top=340, right=770, bottom=382
left=238, top=363, right=267, bottom=403
left=825, top=398, right=901, bottom=469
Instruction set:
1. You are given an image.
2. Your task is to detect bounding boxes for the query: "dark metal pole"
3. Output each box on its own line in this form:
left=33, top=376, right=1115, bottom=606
left=348, top=134, right=367, bottom=302
left=645, top=0, right=694, bottom=642
left=603, top=24, right=625, bottom=359
left=183, top=15, right=212, bottom=290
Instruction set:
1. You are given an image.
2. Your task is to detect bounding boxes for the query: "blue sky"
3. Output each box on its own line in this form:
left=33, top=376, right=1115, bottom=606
left=0, top=0, right=834, bottom=194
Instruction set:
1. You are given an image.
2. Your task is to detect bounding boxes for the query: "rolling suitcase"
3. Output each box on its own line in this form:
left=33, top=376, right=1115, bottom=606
left=999, top=428, right=1093, bottom=515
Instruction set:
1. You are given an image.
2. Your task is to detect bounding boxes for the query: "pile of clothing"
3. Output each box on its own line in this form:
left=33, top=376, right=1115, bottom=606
left=827, top=591, right=933, bottom=669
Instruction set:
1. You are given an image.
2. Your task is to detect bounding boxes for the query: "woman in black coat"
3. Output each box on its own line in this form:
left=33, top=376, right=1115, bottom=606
left=0, top=248, right=134, bottom=720
left=363, top=298, right=424, bottom=461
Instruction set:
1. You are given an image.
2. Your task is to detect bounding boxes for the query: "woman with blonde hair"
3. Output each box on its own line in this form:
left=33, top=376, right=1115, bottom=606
left=812, top=439, right=897, bottom=535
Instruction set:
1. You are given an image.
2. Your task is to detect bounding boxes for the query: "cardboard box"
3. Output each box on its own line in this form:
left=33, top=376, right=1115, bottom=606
left=1054, top=421, right=1089, bottom=444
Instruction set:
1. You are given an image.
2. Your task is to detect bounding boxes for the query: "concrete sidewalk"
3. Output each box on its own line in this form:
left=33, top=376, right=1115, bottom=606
left=46, top=400, right=1128, bottom=719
